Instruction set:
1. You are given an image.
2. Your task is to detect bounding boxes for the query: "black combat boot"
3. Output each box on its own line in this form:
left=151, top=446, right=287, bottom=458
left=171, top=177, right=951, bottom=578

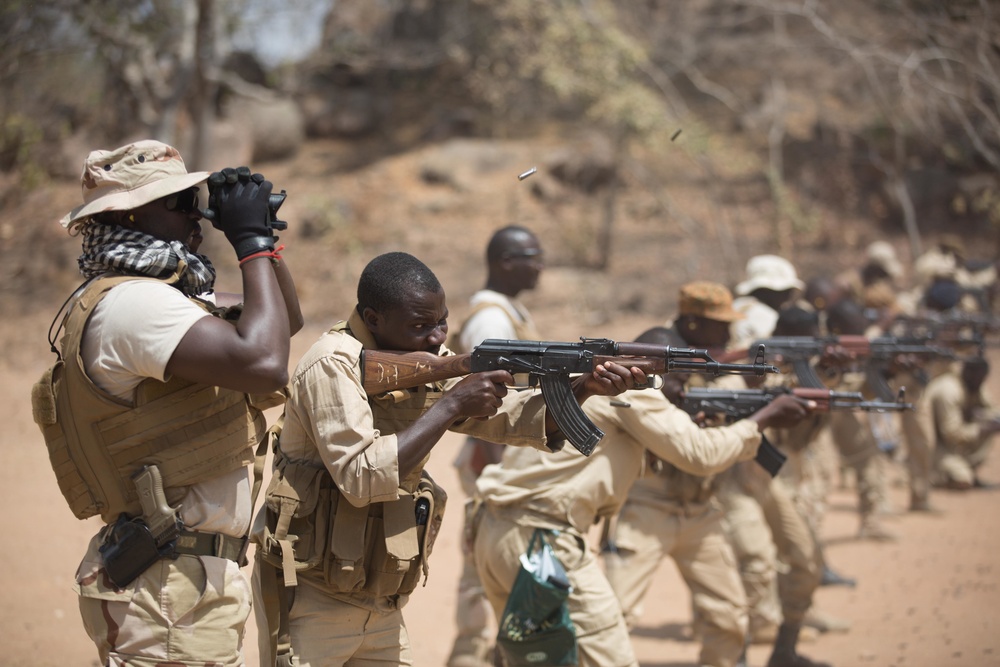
left=766, top=623, right=832, bottom=667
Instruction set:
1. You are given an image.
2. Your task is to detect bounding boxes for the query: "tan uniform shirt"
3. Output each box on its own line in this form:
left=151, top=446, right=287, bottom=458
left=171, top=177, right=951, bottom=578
left=925, top=371, right=992, bottom=452
left=731, top=296, right=778, bottom=348
left=476, top=388, right=763, bottom=536
left=627, top=369, right=749, bottom=507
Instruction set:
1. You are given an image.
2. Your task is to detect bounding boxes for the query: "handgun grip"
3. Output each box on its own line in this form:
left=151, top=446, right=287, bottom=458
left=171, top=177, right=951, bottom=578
left=131, top=465, right=180, bottom=543
left=539, top=375, right=605, bottom=456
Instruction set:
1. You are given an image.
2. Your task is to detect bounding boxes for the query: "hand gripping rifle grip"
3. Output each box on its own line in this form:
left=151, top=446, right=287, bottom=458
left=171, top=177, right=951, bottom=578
left=539, top=374, right=605, bottom=456
left=755, top=434, right=787, bottom=477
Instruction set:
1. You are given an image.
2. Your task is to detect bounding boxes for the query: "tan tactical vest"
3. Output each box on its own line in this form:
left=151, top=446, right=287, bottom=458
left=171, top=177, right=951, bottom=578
left=31, top=274, right=281, bottom=522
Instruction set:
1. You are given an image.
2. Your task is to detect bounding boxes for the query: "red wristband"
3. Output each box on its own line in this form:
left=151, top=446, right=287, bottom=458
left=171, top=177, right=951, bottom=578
left=239, top=244, right=285, bottom=267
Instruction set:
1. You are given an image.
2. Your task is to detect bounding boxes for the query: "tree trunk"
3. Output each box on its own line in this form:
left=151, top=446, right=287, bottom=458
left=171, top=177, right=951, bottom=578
left=893, top=176, right=922, bottom=260
left=595, top=127, right=625, bottom=271
left=189, top=0, right=218, bottom=170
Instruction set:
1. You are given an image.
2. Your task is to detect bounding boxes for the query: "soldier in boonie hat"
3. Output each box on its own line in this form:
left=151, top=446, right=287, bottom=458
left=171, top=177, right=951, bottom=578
left=41, top=139, right=300, bottom=667
left=679, top=281, right=745, bottom=322
left=864, top=241, right=903, bottom=281
left=735, top=255, right=805, bottom=296
left=732, top=255, right=804, bottom=347
left=675, top=281, right=744, bottom=351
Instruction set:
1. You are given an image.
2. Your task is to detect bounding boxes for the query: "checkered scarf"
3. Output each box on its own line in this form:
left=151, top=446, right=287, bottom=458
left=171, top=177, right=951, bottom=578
left=78, top=222, right=217, bottom=297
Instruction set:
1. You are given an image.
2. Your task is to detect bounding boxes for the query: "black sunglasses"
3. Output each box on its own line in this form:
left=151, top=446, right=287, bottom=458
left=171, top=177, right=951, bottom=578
left=502, top=248, right=544, bottom=261
left=163, top=188, right=200, bottom=214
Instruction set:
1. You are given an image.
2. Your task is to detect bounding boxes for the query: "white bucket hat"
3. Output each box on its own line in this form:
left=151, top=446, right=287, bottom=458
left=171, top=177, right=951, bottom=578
left=60, top=139, right=209, bottom=228
left=735, top=254, right=804, bottom=295
left=865, top=241, right=904, bottom=279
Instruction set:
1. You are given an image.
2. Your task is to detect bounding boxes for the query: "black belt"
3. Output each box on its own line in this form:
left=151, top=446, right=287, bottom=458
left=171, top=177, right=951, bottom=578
left=173, top=529, right=249, bottom=566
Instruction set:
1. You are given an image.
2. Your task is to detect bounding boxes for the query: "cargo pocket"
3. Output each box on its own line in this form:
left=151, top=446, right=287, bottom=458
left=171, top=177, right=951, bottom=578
left=368, top=495, right=420, bottom=597
left=379, top=469, right=450, bottom=597
left=324, top=498, right=369, bottom=592
left=257, top=457, right=331, bottom=587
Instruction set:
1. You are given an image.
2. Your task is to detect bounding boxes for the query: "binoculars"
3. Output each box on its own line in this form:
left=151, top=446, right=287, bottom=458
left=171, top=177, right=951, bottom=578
left=201, top=188, right=288, bottom=231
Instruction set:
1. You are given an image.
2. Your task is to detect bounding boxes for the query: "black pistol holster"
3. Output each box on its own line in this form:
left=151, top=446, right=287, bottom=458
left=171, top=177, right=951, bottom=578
left=99, top=464, right=182, bottom=588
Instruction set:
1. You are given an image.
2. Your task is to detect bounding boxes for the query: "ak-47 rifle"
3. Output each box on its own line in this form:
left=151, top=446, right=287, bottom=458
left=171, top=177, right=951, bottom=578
left=680, top=386, right=914, bottom=475
left=751, top=335, right=956, bottom=400
left=888, top=311, right=1000, bottom=348
left=681, top=386, right=913, bottom=420
left=362, top=338, right=779, bottom=457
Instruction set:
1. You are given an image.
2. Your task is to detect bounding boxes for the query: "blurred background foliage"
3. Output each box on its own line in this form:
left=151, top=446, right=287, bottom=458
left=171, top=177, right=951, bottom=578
left=2, top=0, right=999, bottom=259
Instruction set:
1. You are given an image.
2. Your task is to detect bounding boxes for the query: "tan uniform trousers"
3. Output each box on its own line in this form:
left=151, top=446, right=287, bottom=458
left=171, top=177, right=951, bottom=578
left=265, top=578, right=414, bottom=667
left=604, top=499, right=747, bottom=667
left=898, top=378, right=935, bottom=505
left=473, top=507, right=638, bottom=667
left=828, top=410, right=888, bottom=522
left=78, top=553, right=251, bottom=667
left=719, top=464, right=821, bottom=630
left=447, top=440, right=497, bottom=667
left=779, top=429, right=839, bottom=536
left=717, top=471, right=781, bottom=639
left=936, top=437, right=994, bottom=486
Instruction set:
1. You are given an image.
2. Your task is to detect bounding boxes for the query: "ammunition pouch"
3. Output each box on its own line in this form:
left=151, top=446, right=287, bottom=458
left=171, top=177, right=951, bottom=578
left=255, top=450, right=447, bottom=599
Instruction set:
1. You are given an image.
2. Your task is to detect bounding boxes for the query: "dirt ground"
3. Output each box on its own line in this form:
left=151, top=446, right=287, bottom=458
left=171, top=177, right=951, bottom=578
left=3, top=312, right=1000, bottom=667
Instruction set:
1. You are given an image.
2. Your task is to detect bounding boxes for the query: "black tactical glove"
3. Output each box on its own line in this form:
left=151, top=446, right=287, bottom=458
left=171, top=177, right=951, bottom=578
left=203, top=166, right=275, bottom=261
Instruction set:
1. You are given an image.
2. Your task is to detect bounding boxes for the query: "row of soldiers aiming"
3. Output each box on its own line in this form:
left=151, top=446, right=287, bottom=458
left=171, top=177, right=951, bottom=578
left=442, top=235, right=999, bottom=667
left=36, top=140, right=998, bottom=667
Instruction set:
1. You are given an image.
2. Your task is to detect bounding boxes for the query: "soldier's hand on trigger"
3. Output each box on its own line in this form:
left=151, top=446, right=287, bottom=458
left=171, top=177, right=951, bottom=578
left=203, top=166, right=275, bottom=261
left=818, top=343, right=855, bottom=369
left=690, top=410, right=711, bottom=428
left=443, top=370, right=513, bottom=420
left=749, top=393, right=817, bottom=430
left=889, top=352, right=921, bottom=376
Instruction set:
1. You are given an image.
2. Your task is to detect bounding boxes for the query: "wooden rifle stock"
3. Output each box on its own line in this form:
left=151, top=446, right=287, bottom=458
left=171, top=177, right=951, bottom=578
left=362, top=350, right=473, bottom=395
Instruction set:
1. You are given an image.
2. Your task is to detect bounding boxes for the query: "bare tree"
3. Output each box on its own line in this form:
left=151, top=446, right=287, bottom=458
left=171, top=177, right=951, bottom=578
left=613, top=0, right=1000, bottom=260
left=51, top=0, right=205, bottom=145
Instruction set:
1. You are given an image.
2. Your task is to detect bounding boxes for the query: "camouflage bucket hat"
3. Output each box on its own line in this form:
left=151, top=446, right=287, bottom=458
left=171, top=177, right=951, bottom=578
left=60, top=140, right=209, bottom=229
left=678, top=281, right=745, bottom=322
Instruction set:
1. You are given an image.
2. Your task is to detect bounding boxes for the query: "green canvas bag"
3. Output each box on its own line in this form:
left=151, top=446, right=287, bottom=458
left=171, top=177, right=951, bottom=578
left=496, top=528, right=578, bottom=666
